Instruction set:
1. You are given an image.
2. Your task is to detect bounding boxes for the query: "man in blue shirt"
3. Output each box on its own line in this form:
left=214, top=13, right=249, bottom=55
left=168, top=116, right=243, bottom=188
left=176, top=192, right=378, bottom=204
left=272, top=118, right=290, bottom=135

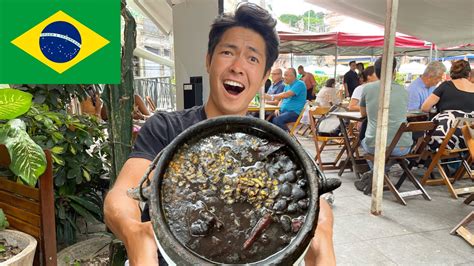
left=266, top=68, right=285, bottom=105
left=264, top=67, right=306, bottom=131
left=407, top=61, right=446, bottom=111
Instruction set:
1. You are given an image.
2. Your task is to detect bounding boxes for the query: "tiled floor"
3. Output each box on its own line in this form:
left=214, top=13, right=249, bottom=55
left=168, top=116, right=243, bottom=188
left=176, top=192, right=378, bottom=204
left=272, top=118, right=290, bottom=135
left=296, top=135, right=474, bottom=265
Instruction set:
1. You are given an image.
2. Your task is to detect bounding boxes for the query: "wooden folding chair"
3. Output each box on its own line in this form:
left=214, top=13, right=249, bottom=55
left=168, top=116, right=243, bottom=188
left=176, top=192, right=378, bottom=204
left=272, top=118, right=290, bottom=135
left=0, top=145, right=57, bottom=265
left=365, top=121, right=436, bottom=205
left=308, top=106, right=347, bottom=172
left=421, top=118, right=474, bottom=199
left=288, top=102, right=310, bottom=136
left=145, top=95, right=156, bottom=112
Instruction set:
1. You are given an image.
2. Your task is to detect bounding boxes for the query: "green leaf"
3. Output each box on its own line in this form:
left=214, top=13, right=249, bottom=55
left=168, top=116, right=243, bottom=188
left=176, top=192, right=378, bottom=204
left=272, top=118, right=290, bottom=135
left=82, top=169, right=91, bottom=182
left=70, top=202, right=97, bottom=223
left=68, top=195, right=102, bottom=217
left=0, top=244, right=5, bottom=252
left=0, top=89, right=33, bottom=119
left=51, top=153, right=65, bottom=166
left=3, top=120, right=46, bottom=187
left=51, top=146, right=65, bottom=154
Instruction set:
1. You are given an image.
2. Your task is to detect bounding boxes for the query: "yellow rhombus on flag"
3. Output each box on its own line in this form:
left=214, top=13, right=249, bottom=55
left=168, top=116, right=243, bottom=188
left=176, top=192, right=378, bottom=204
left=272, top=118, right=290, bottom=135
left=11, top=10, right=109, bottom=74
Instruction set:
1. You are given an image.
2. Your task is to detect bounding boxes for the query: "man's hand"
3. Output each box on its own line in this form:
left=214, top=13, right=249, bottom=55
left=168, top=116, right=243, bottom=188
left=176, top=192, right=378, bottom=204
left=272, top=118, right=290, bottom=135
left=123, top=220, right=158, bottom=265
left=274, top=109, right=280, bottom=117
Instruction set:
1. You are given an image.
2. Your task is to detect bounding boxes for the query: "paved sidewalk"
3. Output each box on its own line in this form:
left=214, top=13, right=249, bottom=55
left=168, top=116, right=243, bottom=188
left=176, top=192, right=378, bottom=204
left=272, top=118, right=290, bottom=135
left=297, top=135, right=474, bottom=265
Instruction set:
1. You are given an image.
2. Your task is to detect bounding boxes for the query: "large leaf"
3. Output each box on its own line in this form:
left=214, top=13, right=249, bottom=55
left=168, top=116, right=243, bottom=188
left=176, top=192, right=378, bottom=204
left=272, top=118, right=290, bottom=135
left=0, top=89, right=33, bottom=119
left=2, top=119, right=46, bottom=187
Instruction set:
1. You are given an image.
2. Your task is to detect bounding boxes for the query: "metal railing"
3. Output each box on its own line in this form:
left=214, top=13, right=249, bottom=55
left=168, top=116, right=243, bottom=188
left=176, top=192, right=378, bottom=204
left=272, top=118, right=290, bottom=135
left=134, top=76, right=176, bottom=111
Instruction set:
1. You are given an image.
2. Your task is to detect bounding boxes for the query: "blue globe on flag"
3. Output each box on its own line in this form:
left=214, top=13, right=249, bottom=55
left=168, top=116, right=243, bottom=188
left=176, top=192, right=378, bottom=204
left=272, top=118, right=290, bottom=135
left=39, top=21, right=82, bottom=63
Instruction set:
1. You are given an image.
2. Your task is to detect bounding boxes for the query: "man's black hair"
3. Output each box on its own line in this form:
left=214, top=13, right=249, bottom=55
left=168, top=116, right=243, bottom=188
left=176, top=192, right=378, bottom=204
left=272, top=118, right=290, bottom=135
left=374, top=57, right=397, bottom=79
left=349, top=60, right=356, bottom=66
left=208, top=3, right=279, bottom=75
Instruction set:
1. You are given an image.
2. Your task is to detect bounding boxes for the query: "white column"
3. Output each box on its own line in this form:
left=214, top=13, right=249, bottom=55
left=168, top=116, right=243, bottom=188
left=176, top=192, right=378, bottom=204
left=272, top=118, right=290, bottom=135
left=172, top=0, right=218, bottom=110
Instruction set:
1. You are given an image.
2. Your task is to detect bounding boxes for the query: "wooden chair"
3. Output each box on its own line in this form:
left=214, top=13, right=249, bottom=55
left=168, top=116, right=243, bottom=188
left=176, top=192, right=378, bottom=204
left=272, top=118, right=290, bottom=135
left=365, top=121, right=435, bottom=205
left=308, top=106, right=347, bottom=172
left=450, top=122, right=474, bottom=246
left=0, top=144, right=57, bottom=265
left=421, top=118, right=474, bottom=199
left=145, top=95, right=156, bottom=112
left=287, top=102, right=311, bottom=136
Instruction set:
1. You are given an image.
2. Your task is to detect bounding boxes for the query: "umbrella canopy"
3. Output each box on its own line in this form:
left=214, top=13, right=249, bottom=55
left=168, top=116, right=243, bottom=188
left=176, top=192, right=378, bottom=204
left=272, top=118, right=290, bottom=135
left=305, top=0, right=474, bottom=48
left=398, top=62, right=426, bottom=75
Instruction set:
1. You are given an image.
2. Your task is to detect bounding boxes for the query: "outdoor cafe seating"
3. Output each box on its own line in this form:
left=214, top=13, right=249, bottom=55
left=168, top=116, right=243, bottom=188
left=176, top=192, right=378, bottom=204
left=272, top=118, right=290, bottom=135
left=365, top=121, right=436, bottom=205
left=421, top=118, right=474, bottom=199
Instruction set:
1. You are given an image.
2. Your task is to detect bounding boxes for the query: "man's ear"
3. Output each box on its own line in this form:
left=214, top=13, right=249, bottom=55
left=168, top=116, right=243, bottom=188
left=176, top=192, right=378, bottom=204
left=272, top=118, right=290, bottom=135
left=205, top=54, right=211, bottom=73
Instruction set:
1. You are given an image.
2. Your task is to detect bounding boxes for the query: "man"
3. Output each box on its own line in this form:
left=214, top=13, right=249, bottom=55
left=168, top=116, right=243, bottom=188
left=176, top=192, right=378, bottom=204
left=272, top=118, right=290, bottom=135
left=298, top=65, right=316, bottom=100
left=343, top=60, right=359, bottom=97
left=407, top=61, right=446, bottom=111
left=266, top=68, right=285, bottom=105
left=104, top=3, right=335, bottom=265
left=360, top=57, right=412, bottom=165
left=264, top=68, right=306, bottom=131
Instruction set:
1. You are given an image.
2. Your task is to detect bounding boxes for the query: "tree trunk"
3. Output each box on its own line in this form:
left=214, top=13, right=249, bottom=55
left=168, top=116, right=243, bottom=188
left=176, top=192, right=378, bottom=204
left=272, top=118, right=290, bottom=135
left=103, top=0, right=136, bottom=185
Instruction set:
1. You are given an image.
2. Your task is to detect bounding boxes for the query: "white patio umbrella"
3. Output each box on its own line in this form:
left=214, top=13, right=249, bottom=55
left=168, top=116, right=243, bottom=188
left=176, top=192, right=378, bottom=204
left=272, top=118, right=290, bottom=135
left=398, top=62, right=426, bottom=75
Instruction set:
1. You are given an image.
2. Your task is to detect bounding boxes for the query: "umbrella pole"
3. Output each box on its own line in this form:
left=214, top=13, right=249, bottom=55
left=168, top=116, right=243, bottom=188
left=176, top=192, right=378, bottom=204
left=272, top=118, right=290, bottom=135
left=259, top=84, right=265, bottom=119
left=334, top=45, right=338, bottom=79
left=371, top=0, right=399, bottom=216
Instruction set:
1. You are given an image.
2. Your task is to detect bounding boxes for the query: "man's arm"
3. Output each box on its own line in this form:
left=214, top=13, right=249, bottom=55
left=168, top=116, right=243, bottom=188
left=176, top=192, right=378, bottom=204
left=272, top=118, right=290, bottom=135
left=104, top=158, right=159, bottom=265
left=304, top=198, right=336, bottom=266
left=407, top=86, right=421, bottom=111
left=265, top=90, right=295, bottom=101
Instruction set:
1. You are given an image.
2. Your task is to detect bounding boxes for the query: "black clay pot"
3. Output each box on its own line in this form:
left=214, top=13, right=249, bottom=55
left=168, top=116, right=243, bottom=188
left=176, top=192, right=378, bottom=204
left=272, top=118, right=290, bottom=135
left=138, top=115, right=340, bottom=265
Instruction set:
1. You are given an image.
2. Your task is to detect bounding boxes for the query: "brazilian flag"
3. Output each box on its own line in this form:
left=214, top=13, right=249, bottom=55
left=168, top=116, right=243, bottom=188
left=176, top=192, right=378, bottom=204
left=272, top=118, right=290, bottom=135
left=0, top=0, right=120, bottom=84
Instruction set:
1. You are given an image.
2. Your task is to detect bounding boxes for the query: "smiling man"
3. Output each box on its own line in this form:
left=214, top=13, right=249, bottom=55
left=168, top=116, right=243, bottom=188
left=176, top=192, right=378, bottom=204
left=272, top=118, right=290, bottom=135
left=104, top=3, right=334, bottom=265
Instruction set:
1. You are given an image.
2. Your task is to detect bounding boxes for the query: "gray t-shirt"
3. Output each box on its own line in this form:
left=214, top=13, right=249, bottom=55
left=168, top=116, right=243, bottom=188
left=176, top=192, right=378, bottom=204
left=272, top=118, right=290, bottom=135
left=360, top=80, right=412, bottom=148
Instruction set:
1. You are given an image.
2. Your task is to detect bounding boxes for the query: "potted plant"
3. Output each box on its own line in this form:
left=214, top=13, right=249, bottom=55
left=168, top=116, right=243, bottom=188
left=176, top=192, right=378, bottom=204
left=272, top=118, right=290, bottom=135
left=0, top=209, right=37, bottom=265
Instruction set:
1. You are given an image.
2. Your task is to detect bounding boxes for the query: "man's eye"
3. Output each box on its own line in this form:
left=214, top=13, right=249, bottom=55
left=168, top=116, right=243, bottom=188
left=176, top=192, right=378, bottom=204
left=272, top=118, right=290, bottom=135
left=250, top=56, right=259, bottom=63
left=222, top=50, right=232, bottom=56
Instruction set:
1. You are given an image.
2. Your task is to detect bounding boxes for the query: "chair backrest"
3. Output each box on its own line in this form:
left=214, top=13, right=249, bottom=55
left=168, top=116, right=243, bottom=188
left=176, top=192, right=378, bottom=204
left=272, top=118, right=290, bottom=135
left=289, top=101, right=311, bottom=136
left=0, top=144, right=57, bottom=265
left=462, top=120, right=474, bottom=159
left=386, top=121, right=436, bottom=159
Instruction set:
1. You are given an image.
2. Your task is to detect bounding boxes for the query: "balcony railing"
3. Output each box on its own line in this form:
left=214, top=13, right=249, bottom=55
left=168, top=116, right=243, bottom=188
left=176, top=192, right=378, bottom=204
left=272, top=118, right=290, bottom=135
left=134, top=76, right=176, bottom=111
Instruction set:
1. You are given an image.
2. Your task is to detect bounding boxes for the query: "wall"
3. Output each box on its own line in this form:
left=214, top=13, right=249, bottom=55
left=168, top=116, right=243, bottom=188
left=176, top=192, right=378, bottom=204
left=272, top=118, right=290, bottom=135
left=172, top=0, right=218, bottom=110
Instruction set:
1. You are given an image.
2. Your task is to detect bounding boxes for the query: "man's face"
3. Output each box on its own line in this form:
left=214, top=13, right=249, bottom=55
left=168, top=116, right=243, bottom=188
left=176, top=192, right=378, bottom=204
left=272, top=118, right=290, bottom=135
left=426, top=73, right=443, bottom=87
left=350, top=62, right=357, bottom=71
left=271, top=69, right=282, bottom=83
left=283, top=69, right=296, bottom=84
left=206, top=26, right=269, bottom=117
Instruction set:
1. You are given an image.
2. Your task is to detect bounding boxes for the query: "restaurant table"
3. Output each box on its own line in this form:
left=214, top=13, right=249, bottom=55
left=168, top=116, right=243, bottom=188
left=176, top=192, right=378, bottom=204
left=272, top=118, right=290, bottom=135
left=333, top=111, right=367, bottom=179
left=247, top=104, right=280, bottom=112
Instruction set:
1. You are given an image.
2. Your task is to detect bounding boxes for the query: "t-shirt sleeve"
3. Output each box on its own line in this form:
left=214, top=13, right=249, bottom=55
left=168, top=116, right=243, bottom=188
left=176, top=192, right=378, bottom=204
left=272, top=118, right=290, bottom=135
left=129, top=115, right=168, bottom=161
left=351, top=85, right=363, bottom=100
left=432, top=81, right=448, bottom=97
left=407, top=85, right=421, bottom=111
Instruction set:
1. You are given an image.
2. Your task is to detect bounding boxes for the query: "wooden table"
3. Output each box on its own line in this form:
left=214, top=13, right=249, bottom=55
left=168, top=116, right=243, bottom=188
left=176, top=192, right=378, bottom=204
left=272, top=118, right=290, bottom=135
left=333, top=112, right=367, bottom=179
left=247, top=104, right=280, bottom=112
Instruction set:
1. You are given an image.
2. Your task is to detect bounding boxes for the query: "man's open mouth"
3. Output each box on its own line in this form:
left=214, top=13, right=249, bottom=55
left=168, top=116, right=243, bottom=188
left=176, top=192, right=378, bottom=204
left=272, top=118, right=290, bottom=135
left=223, top=80, right=245, bottom=95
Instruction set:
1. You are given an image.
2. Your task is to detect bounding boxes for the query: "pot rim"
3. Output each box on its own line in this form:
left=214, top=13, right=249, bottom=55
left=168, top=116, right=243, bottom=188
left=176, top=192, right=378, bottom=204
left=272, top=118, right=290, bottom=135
left=148, top=115, right=321, bottom=265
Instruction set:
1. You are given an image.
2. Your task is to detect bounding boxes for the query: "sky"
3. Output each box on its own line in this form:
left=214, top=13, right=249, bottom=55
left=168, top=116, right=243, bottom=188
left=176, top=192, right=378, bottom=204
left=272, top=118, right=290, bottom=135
left=269, top=0, right=327, bottom=16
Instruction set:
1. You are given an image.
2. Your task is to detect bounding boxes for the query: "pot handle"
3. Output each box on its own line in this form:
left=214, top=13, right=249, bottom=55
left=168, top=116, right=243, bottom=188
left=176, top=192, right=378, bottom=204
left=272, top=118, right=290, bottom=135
left=127, top=150, right=163, bottom=202
left=311, top=159, right=341, bottom=196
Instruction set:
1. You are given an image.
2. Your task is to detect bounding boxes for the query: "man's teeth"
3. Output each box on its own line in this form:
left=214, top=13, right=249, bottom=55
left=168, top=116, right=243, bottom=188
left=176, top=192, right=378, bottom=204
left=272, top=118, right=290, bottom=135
left=224, top=80, right=244, bottom=88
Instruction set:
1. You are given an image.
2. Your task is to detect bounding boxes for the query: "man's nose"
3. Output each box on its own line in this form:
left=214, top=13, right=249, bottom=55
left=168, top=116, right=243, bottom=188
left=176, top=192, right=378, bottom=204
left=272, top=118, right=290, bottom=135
left=230, top=56, right=244, bottom=74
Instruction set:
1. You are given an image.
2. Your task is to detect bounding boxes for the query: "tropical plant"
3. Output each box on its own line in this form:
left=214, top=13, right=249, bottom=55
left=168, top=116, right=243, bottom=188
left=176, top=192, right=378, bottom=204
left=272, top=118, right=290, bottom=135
left=0, top=89, right=46, bottom=186
left=6, top=85, right=109, bottom=245
left=0, top=208, right=8, bottom=253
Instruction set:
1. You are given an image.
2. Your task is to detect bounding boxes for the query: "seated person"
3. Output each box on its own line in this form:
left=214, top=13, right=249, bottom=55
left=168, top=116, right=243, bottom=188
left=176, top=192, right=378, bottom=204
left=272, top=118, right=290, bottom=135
left=266, top=68, right=285, bottom=105
left=360, top=57, right=412, bottom=169
left=422, top=59, right=474, bottom=151
left=264, top=68, right=306, bottom=131
left=407, top=61, right=445, bottom=111
left=348, top=66, right=377, bottom=111
left=133, top=94, right=152, bottom=120
left=315, top=78, right=337, bottom=107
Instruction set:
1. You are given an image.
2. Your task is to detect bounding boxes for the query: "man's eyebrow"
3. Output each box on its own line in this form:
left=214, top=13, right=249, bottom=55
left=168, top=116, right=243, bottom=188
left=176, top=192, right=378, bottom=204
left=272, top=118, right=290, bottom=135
left=219, top=43, right=263, bottom=57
